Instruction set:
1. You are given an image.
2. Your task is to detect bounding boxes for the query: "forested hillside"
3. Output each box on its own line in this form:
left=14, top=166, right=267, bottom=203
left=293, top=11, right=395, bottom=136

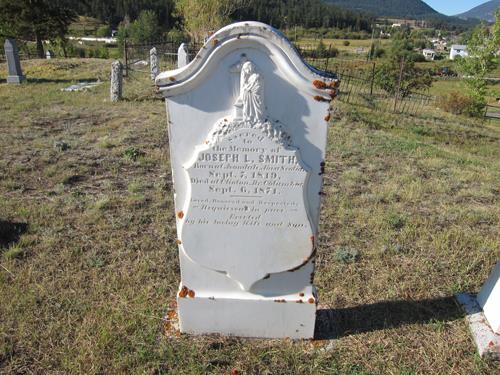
left=457, top=0, right=500, bottom=22
left=323, top=0, right=440, bottom=18
left=66, top=0, right=177, bottom=28
left=68, top=0, right=374, bottom=31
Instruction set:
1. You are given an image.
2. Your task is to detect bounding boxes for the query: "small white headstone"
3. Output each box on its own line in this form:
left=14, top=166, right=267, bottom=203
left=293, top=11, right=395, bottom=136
left=46, top=50, right=53, bottom=59
left=156, top=22, right=337, bottom=339
left=150, top=47, right=159, bottom=80
left=477, top=261, right=500, bottom=334
left=177, top=43, right=189, bottom=68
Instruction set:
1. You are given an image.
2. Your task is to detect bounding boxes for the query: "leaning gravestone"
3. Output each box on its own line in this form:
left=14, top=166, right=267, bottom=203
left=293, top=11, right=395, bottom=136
left=177, top=43, right=189, bottom=68
left=4, top=39, right=25, bottom=84
left=156, top=22, right=338, bottom=339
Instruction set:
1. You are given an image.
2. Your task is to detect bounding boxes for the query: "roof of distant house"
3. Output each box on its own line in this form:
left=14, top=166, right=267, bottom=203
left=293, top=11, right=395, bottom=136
left=451, top=45, right=467, bottom=50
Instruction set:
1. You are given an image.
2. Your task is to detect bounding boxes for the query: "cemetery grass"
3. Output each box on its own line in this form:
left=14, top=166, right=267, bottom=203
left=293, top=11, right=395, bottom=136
left=0, top=59, right=499, bottom=375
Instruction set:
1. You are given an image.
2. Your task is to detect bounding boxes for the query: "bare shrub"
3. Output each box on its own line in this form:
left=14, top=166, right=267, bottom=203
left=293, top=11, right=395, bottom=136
left=437, top=92, right=475, bottom=115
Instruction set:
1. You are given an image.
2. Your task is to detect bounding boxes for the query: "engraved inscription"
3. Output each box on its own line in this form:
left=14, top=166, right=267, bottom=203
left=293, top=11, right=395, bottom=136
left=186, top=130, right=307, bottom=229
left=181, top=126, right=314, bottom=291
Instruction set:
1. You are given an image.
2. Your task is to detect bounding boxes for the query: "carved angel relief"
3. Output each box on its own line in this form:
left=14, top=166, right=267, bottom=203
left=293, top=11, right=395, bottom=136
left=236, top=61, right=265, bottom=123
left=207, top=59, right=292, bottom=147
left=180, top=59, right=314, bottom=291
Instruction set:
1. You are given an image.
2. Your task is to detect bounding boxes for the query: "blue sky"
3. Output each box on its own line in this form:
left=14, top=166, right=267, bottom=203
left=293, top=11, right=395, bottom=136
left=422, top=0, right=491, bottom=16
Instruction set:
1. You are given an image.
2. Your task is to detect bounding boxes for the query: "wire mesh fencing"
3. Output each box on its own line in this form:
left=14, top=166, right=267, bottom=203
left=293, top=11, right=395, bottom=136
left=297, top=44, right=435, bottom=116
left=123, top=39, right=203, bottom=76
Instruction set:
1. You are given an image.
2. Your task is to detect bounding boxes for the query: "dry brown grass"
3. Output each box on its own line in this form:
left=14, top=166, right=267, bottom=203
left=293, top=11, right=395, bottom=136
left=0, top=59, right=499, bottom=374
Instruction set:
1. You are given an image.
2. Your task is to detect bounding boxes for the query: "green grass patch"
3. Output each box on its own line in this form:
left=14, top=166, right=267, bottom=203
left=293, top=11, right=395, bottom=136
left=0, top=59, right=499, bottom=374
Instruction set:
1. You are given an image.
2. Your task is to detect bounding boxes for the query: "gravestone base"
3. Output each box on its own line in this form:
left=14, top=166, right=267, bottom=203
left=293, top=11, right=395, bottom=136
left=455, top=293, right=500, bottom=360
left=177, top=287, right=317, bottom=339
left=7, top=75, right=25, bottom=84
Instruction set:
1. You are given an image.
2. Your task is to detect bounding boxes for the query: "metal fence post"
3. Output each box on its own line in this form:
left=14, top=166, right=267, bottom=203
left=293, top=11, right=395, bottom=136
left=393, top=57, right=405, bottom=113
left=370, top=62, right=376, bottom=96
left=123, top=39, right=128, bottom=77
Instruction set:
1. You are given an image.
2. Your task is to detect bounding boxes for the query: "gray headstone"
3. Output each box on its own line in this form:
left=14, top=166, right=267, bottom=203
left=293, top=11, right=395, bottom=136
left=4, top=39, right=25, bottom=84
left=150, top=47, right=159, bottom=81
left=178, top=43, right=189, bottom=68
left=110, top=60, right=123, bottom=102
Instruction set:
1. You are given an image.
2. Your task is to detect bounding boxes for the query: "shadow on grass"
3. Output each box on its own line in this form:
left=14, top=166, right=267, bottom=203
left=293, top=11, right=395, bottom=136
left=0, top=78, right=101, bottom=85
left=315, top=296, right=462, bottom=339
left=0, top=220, right=28, bottom=248
left=26, top=78, right=100, bottom=84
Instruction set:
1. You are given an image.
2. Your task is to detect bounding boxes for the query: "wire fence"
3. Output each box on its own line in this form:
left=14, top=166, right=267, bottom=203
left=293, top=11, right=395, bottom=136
left=0, top=51, right=41, bottom=63
left=123, top=39, right=203, bottom=76
left=1, top=37, right=436, bottom=116
left=297, top=44, right=435, bottom=115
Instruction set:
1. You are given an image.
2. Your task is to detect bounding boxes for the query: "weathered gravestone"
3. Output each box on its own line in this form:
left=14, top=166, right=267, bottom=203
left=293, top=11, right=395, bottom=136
left=110, top=60, right=123, bottom=102
left=150, top=47, right=159, bottom=80
left=4, top=39, right=25, bottom=84
left=177, top=43, right=189, bottom=68
left=156, top=22, right=338, bottom=339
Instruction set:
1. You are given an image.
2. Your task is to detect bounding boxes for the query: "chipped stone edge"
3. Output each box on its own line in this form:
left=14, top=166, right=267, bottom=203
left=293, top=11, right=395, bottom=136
left=455, top=293, right=500, bottom=361
left=154, top=21, right=338, bottom=98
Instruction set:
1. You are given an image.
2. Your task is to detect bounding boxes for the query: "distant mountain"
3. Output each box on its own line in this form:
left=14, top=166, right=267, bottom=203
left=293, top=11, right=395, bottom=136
left=323, top=0, right=441, bottom=18
left=456, top=0, right=499, bottom=22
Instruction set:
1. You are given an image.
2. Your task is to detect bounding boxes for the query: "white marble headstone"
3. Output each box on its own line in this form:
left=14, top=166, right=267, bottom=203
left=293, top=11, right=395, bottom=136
left=156, top=22, right=338, bottom=339
left=177, top=43, right=189, bottom=68
left=477, top=261, right=500, bottom=334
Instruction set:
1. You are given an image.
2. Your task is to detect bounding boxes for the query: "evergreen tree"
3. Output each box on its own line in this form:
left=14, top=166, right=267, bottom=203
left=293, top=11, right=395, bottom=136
left=0, top=0, right=78, bottom=57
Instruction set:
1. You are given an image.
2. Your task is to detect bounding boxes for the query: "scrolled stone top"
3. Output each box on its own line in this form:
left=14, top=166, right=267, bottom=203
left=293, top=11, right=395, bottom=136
left=155, top=21, right=338, bottom=98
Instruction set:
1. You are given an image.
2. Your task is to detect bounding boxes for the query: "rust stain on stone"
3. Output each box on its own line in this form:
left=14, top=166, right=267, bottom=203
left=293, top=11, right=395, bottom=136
left=313, top=80, right=327, bottom=89
left=313, top=95, right=330, bottom=102
left=329, top=80, right=340, bottom=88
left=178, top=286, right=188, bottom=298
left=287, top=249, right=316, bottom=272
left=179, top=285, right=195, bottom=298
left=177, top=211, right=184, bottom=219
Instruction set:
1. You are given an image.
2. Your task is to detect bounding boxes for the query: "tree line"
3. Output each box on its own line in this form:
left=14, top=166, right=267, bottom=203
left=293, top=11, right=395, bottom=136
left=71, top=0, right=374, bottom=31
